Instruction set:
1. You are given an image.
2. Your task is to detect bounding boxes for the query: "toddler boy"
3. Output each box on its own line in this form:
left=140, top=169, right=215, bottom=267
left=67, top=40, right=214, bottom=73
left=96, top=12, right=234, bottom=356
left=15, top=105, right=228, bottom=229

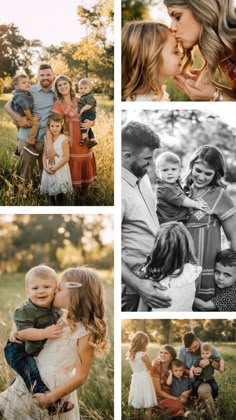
left=11, top=73, right=40, bottom=157
left=166, top=359, right=191, bottom=403
left=194, top=249, right=236, bottom=311
left=4, top=265, right=73, bottom=415
left=78, top=77, right=97, bottom=149
left=190, top=343, right=224, bottom=400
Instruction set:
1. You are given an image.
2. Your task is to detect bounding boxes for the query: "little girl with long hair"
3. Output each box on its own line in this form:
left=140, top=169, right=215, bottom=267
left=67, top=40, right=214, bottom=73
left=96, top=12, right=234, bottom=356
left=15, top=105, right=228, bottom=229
left=0, top=267, right=107, bottom=419
left=41, top=112, right=73, bottom=205
left=127, top=331, right=157, bottom=419
left=137, top=221, right=202, bottom=311
left=122, top=21, right=182, bottom=101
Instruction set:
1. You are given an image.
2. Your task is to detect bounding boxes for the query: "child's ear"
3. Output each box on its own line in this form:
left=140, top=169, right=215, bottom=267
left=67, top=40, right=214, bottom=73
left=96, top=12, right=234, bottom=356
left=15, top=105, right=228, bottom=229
left=25, top=287, right=30, bottom=297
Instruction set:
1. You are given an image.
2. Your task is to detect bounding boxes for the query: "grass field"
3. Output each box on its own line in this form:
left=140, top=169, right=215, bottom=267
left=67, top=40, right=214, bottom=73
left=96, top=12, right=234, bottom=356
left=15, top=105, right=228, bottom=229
left=122, top=342, right=236, bottom=419
left=0, top=94, right=114, bottom=206
left=0, top=271, right=114, bottom=419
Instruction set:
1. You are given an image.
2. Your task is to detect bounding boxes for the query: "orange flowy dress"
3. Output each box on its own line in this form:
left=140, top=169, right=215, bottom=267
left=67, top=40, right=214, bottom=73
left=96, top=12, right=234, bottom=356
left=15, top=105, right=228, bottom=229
left=52, top=98, right=96, bottom=188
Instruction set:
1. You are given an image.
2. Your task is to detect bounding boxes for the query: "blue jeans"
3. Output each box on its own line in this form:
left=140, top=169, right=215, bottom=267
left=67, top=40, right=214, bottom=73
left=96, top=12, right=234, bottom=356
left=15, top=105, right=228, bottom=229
left=4, top=340, right=49, bottom=394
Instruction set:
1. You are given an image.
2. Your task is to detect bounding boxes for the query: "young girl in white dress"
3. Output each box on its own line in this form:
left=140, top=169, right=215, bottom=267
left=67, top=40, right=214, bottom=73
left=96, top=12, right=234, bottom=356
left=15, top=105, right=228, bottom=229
left=0, top=267, right=107, bottom=419
left=41, top=113, right=73, bottom=206
left=137, top=221, right=202, bottom=312
left=127, top=331, right=157, bottom=419
left=122, top=21, right=182, bottom=101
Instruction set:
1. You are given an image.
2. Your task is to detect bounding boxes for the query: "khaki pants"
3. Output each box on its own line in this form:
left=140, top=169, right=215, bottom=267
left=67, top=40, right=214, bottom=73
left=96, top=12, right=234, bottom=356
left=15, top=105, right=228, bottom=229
left=28, top=117, right=40, bottom=144
left=18, top=140, right=44, bottom=180
left=198, top=383, right=216, bottom=419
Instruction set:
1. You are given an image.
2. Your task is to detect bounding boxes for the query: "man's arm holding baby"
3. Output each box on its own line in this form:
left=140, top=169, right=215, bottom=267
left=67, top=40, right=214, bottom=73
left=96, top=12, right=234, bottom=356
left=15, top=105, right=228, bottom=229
left=4, top=100, right=31, bottom=128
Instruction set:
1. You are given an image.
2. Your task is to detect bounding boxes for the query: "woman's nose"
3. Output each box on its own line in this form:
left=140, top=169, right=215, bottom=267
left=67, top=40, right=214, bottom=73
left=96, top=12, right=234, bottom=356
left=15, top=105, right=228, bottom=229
left=170, top=20, right=177, bottom=32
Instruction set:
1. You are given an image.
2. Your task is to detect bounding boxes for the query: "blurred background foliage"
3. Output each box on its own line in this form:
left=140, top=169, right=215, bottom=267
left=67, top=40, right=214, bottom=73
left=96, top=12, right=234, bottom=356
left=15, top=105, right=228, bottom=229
left=122, top=319, right=236, bottom=343
left=0, top=214, right=113, bottom=274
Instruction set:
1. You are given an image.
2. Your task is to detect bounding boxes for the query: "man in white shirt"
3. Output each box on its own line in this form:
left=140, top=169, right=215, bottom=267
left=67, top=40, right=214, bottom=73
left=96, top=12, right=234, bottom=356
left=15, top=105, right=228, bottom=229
left=122, top=120, right=171, bottom=311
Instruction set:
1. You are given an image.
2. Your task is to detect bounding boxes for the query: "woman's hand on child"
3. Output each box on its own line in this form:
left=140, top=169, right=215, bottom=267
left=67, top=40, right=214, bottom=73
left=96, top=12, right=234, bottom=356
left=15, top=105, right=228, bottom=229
left=174, top=74, right=215, bottom=100
left=47, top=147, right=59, bottom=165
left=195, top=201, right=210, bottom=213
left=33, top=392, right=53, bottom=408
left=138, top=279, right=171, bottom=309
left=45, top=324, right=63, bottom=339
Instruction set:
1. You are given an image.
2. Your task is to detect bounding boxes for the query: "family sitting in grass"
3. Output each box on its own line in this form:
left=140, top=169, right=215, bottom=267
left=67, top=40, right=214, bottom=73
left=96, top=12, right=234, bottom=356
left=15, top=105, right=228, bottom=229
left=5, top=64, right=98, bottom=206
left=0, top=264, right=107, bottom=419
left=127, top=331, right=224, bottom=419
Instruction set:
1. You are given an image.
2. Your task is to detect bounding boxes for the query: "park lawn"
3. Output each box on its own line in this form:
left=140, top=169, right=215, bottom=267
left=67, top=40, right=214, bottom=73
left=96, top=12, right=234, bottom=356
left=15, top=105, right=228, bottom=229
left=0, top=271, right=114, bottom=419
left=0, top=94, right=114, bottom=206
left=122, top=342, right=236, bottom=420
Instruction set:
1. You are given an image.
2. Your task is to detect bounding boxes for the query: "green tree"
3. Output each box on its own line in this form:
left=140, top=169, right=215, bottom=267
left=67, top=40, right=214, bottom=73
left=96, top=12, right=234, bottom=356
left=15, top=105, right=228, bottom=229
left=0, top=24, right=41, bottom=78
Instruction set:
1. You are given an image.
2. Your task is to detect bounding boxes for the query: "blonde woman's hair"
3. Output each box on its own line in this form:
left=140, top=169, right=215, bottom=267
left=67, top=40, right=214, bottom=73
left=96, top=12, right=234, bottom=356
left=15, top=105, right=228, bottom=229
left=25, top=265, right=57, bottom=286
left=127, top=331, right=150, bottom=360
left=61, top=267, right=107, bottom=352
left=164, top=0, right=236, bottom=80
left=122, top=21, right=171, bottom=100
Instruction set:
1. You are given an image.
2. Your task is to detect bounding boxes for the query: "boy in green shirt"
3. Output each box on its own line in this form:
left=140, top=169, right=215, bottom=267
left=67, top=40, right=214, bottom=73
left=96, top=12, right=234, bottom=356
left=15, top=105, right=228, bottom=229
left=4, top=265, right=73, bottom=416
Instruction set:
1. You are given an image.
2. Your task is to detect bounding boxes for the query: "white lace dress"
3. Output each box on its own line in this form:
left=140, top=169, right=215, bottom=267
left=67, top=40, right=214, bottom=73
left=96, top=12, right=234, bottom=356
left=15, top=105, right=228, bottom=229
left=41, top=134, right=73, bottom=196
left=128, top=351, right=157, bottom=409
left=0, top=321, right=89, bottom=420
left=152, top=263, right=202, bottom=312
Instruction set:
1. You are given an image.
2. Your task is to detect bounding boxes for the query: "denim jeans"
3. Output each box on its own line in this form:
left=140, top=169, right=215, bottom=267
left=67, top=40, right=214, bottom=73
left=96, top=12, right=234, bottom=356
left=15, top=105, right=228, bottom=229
left=4, top=340, right=49, bottom=393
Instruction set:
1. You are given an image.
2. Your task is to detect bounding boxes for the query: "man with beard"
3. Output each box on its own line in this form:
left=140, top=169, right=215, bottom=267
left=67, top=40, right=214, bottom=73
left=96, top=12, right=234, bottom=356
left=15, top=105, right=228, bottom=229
left=121, top=120, right=171, bottom=311
left=179, top=332, right=224, bottom=417
left=5, top=64, right=54, bottom=179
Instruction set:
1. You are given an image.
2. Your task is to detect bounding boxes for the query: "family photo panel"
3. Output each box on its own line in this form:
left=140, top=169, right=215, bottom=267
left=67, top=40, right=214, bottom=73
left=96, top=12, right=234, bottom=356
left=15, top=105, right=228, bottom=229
left=0, top=0, right=114, bottom=206
left=0, top=214, right=114, bottom=419
left=122, top=319, right=236, bottom=419
left=122, top=109, right=236, bottom=313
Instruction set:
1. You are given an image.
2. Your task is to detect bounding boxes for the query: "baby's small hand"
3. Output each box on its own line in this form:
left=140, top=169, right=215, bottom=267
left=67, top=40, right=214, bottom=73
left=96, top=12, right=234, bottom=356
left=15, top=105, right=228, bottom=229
left=195, top=201, right=210, bottom=212
left=45, top=324, right=63, bottom=339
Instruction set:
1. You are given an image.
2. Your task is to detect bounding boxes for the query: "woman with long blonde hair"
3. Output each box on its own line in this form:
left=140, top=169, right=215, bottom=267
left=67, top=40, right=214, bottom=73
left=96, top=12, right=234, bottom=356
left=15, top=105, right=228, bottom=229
left=164, top=0, right=236, bottom=100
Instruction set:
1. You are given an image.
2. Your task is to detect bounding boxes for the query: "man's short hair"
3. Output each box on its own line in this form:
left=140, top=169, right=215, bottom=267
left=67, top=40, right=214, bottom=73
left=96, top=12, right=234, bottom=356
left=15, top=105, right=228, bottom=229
left=183, top=332, right=197, bottom=348
left=122, top=121, right=161, bottom=150
left=38, top=64, right=53, bottom=72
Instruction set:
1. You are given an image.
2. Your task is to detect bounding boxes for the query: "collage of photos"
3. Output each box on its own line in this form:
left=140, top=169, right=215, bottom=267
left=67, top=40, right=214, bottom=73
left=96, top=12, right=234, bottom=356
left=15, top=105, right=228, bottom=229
left=121, top=0, right=236, bottom=419
left=0, top=0, right=236, bottom=419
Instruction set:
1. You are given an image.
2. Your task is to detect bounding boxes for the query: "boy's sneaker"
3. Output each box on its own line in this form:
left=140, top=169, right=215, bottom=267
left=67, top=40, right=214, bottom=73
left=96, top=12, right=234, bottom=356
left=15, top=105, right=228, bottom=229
left=47, top=399, right=74, bottom=416
left=87, top=140, right=97, bottom=149
left=80, top=137, right=88, bottom=146
left=23, top=143, right=40, bottom=156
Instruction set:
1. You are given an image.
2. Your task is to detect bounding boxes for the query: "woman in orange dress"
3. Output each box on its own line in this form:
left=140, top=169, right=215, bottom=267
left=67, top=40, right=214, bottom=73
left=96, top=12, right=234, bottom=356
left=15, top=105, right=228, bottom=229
left=152, top=345, right=185, bottom=417
left=51, top=75, right=96, bottom=202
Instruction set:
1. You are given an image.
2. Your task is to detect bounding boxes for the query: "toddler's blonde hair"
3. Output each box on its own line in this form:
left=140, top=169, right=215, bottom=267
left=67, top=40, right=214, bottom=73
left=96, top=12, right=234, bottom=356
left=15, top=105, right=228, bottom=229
left=25, top=265, right=57, bottom=286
